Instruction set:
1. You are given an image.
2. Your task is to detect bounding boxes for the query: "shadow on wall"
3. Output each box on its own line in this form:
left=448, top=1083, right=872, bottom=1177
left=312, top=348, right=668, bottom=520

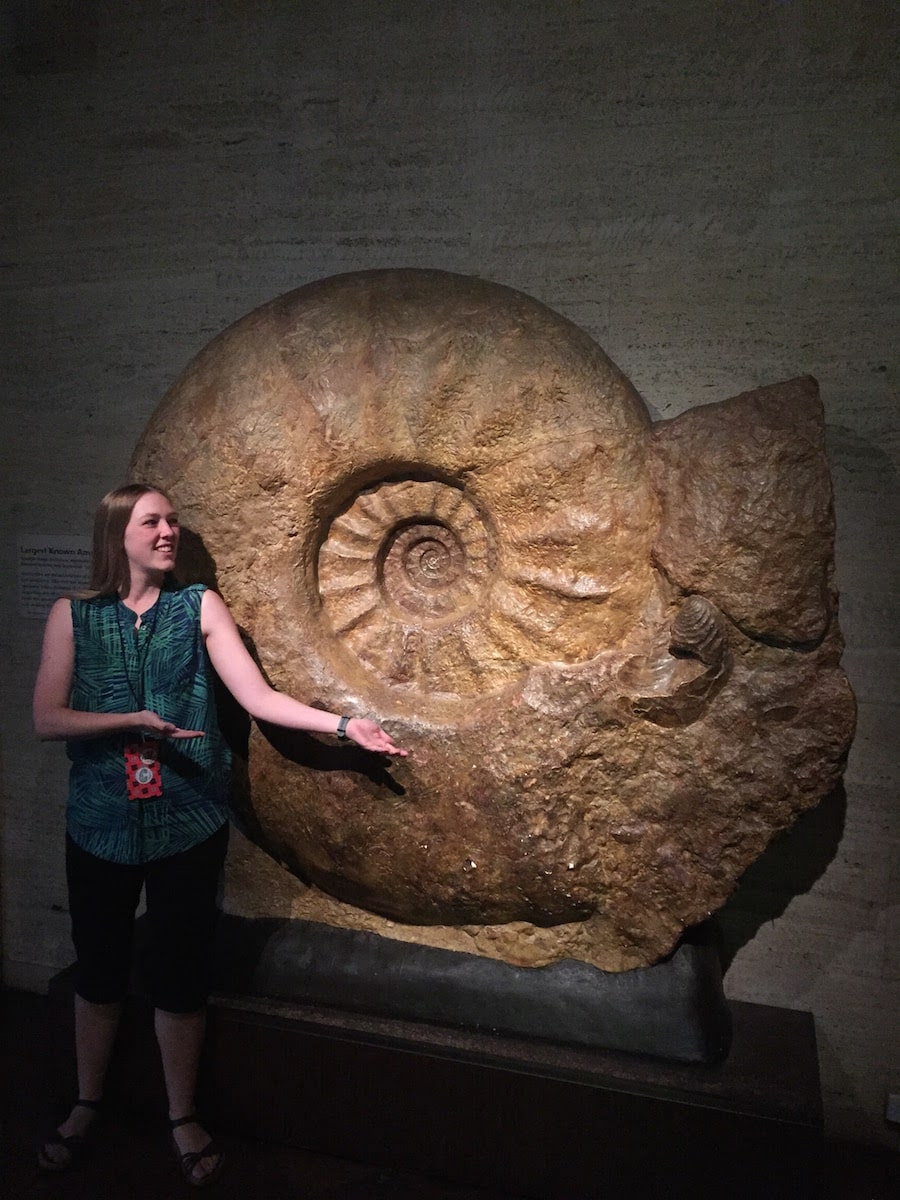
left=715, top=783, right=846, bottom=973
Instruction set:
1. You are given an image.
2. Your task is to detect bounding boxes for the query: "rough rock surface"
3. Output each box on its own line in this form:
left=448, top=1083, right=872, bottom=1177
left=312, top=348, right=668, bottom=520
left=130, top=269, right=856, bottom=971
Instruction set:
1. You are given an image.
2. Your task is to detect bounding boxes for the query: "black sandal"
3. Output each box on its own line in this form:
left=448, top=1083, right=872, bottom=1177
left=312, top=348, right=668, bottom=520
left=37, top=1097, right=103, bottom=1172
left=169, top=1114, right=225, bottom=1188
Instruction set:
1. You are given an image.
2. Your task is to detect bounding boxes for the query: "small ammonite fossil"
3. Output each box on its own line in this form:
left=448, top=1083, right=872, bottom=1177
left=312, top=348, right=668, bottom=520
left=617, top=595, right=732, bottom=726
left=130, top=269, right=856, bottom=971
left=669, top=595, right=729, bottom=668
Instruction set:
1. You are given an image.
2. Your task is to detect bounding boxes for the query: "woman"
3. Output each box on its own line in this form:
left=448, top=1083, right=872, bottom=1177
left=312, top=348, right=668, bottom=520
left=32, top=483, right=407, bottom=1186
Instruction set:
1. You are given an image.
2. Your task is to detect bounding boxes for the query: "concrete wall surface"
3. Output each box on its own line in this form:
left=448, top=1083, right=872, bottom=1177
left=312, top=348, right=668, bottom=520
left=1, top=0, right=896, bottom=1148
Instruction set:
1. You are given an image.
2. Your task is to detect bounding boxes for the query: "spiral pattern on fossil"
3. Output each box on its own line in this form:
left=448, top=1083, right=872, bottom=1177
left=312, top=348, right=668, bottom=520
left=318, top=479, right=508, bottom=693
left=669, top=595, right=728, bottom=668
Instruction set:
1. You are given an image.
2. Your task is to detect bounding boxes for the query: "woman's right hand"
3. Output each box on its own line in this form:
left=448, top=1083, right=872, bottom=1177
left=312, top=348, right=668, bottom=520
left=133, top=711, right=206, bottom=740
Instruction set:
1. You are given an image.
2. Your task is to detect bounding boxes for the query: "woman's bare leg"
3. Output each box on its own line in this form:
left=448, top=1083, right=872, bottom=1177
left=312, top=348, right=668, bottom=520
left=155, top=1007, right=221, bottom=1183
left=40, top=994, right=120, bottom=1165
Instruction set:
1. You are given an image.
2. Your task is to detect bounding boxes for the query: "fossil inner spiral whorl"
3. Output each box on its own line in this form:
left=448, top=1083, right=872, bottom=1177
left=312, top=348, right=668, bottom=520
left=318, top=479, right=500, bottom=693
left=385, top=521, right=468, bottom=615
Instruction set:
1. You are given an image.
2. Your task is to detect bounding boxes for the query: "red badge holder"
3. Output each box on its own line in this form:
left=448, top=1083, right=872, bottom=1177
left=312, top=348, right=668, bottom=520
left=125, top=740, right=163, bottom=800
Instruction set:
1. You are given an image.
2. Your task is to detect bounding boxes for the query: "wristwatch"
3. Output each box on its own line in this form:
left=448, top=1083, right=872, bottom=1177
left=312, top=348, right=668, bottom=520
left=336, top=715, right=351, bottom=740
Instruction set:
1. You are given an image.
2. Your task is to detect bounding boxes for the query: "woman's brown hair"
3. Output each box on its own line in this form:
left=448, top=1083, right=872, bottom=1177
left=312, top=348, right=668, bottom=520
left=87, top=483, right=169, bottom=598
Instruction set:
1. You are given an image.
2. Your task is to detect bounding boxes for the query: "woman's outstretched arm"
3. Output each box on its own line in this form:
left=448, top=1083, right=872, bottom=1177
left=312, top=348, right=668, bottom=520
left=200, top=589, right=407, bottom=756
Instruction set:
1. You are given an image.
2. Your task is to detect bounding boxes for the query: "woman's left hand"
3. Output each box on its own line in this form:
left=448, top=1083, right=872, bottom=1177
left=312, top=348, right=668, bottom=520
left=347, top=718, right=409, bottom=756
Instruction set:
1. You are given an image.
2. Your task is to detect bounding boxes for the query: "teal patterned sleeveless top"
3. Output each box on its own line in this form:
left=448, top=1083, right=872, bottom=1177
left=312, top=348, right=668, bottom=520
left=66, top=584, right=230, bottom=863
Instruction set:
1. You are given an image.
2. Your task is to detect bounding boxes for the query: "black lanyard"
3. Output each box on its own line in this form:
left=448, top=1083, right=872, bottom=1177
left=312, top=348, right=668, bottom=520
left=116, top=595, right=162, bottom=712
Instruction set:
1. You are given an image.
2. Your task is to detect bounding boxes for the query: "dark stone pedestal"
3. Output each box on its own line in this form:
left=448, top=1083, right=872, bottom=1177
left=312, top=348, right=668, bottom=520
left=48, top=968, right=823, bottom=1200
left=211, top=913, right=733, bottom=1064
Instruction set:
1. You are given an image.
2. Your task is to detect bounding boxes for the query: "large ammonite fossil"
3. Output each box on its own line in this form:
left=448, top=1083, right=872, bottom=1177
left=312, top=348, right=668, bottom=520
left=131, top=269, right=856, bottom=971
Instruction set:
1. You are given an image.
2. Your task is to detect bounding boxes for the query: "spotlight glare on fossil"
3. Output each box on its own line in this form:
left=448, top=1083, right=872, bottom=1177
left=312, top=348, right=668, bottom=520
left=130, top=270, right=856, bottom=972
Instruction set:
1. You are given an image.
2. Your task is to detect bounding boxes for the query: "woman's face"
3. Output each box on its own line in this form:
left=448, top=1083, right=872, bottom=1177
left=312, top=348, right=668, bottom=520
left=122, top=491, right=180, bottom=578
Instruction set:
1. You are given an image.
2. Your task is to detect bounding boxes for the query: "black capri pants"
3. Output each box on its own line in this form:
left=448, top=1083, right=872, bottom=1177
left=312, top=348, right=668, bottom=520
left=65, top=823, right=229, bottom=1013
